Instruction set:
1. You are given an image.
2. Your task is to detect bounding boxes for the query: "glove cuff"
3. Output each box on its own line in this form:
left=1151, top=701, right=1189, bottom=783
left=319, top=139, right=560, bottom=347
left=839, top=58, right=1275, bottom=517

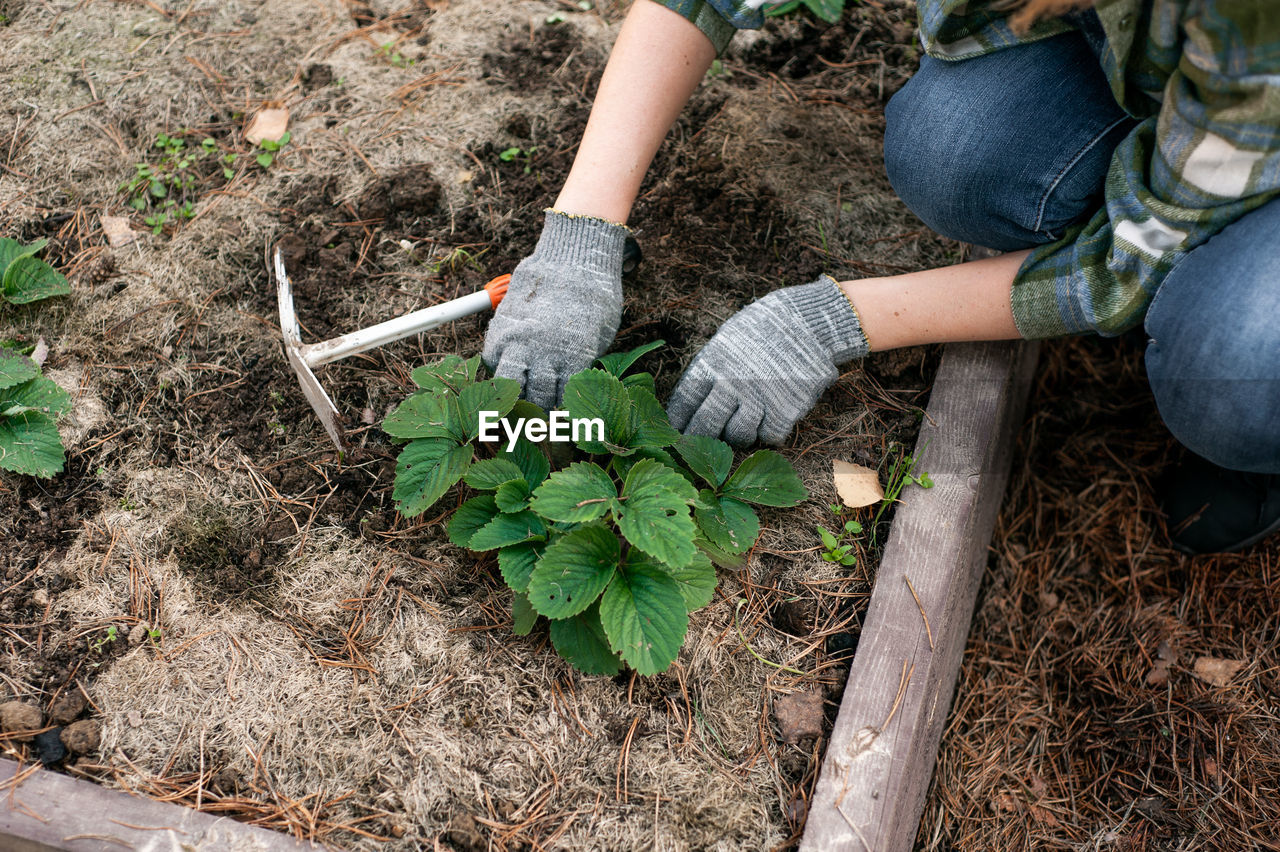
left=788, top=274, right=870, bottom=364
left=535, top=208, right=631, bottom=275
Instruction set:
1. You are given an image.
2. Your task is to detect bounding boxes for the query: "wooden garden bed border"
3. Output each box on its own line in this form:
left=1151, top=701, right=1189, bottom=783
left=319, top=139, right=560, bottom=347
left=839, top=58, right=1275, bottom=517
left=801, top=339, right=1040, bottom=851
left=0, top=757, right=329, bottom=851
left=1, top=340, right=1035, bottom=852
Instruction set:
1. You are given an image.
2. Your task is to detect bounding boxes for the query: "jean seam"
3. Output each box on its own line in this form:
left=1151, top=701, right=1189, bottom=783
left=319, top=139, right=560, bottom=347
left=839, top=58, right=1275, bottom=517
left=1031, top=115, right=1131, bottom=235
left=1142, top=244, right=1198, bottom=340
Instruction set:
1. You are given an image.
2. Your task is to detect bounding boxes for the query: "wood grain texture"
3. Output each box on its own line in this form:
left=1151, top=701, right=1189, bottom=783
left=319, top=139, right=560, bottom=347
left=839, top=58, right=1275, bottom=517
left=0, top=758, right=331, bottom=852
left=801, top=340, right=1039, bottom=851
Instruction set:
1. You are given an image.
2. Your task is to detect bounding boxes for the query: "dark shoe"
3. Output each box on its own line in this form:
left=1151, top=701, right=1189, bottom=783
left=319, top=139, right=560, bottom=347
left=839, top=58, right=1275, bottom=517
left=1158, top=453, right=1280, bottom=555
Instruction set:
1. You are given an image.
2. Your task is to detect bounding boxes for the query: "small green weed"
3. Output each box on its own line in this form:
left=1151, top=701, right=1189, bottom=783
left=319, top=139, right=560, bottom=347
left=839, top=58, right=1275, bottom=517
left=429, top=245, right=487, bottom=275
left=255, top=131, right=291, bottom=169
left=817, top=508, right=862, bottom=566
left=870, top=442, right=932, bottom=546
left=498, top=145, right=537, bottom=174
left=377, top=41, right=415, bottom=68
left=122, top=133, right=235, bottom=234
left=88, top=625, right=118, bottom=654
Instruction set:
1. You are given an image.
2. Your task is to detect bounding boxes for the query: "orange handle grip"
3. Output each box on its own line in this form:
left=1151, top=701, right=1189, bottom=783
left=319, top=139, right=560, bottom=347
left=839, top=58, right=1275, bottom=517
left=484, top=274, right=510, bottom=309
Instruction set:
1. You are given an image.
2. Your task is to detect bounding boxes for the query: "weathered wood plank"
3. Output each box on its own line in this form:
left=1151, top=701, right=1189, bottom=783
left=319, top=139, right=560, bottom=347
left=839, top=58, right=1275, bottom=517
left=801, top=340, right=1039, bottom=851
left=0, top=758, right=333, bottom=852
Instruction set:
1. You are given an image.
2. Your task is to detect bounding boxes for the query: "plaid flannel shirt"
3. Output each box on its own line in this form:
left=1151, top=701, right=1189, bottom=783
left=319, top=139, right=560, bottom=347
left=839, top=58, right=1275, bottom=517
left=655, top=0, right=1280, bottom=339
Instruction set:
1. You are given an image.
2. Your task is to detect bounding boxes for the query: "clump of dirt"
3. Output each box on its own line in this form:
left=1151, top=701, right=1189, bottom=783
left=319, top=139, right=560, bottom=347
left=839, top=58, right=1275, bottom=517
left=740, top=1, right=918, bottom=98
left=354, top=162, right=443, bottom=226
left=348, top=0, right=436, bottom=35
left=170, top=508, right=277, bottom=607
left=482, top=23, right=589, bottom=89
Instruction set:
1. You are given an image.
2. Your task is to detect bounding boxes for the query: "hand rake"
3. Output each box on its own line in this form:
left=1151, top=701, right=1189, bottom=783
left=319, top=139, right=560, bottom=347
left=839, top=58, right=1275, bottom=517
left=273, top=245, right=509, bottom=451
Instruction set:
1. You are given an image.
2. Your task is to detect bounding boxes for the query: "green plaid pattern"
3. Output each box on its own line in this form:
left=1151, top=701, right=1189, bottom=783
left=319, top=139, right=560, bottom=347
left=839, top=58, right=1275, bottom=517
left=658, top=0, right=1280, bottom=338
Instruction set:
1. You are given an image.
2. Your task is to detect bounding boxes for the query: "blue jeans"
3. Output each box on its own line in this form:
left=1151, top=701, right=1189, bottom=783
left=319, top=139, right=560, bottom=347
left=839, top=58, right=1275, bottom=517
left=882, top=27, right=1280, bottom=474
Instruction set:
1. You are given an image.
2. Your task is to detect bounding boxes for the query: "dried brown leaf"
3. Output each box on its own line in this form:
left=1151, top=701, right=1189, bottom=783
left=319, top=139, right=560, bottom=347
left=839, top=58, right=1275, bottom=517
left=100, top=215, right=137, bottom=247
left=1146, top=639, right=1176, bottom=685
left=1192, top=656, right=1245, bottom=687
left=833, top=460, right=883, bottom=509
left=245, top=107, right=289, bottom=145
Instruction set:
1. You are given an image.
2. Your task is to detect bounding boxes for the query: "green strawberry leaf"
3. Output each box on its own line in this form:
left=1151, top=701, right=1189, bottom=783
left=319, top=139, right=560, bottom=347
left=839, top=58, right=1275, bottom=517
left=508, top=398, right=547, bottom=424
left=666, top=551, right=717, bottom=612
left=596, top=339, right=664, bottom=378
left=468, top=509, right=546, bottom=551
left=528, top=523, right=619, bottom=619
left=0, top=410, right=65, bottom=478
left=627, top=385, right=681, bottom=450
left=621, top=371, right=656, bottom=396
left=674, top=434, right=734, bottom=488
left=383, top=390, right=463, bottom=441
left=3, top=257, right=71, bottom=305
left=720, top=449, right=808, bottom=507
left=499, top=542, right=542, bottom=593
left=693, top=491, right=759, bottom=555
left=0, top=376, right=72, bottom=419
left=630, top=550, right=717, bottom=613
left=599, top=558, right=688, bottom=675
left=391, top=439, right=472, bottom=516
left=0, top=350, right=40, bottom=391
left=460, top=377, right=521, bottom=440
left=410, top=354, right=480, bottom=392
left=562, top=368, right=633, bottom=454
left=0, top=238, right=46, bottom=275
left=695, top=534, right=748, bottom=570
left=548, top=602, right=622, bottom=675
left=611, top=447, right=692, bottom=485
left=615, top=458, right=698, bottom=568
left=448, top=495, right=499, bottom=547
left=494, top=478, right=531, bottom=513
left=502, top=436, right=550, bottom=489
left=529, top=461, right=616, bottom=523
left=464, top=457, right=525, bottom=490
left=512, top=592, right=539, bottom=636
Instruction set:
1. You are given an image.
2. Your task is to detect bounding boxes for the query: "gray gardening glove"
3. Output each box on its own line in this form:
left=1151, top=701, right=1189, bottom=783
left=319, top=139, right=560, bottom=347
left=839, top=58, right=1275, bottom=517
left=483, top=209, right=630, bottom=409
left=668, top=275, right=869, bottom=446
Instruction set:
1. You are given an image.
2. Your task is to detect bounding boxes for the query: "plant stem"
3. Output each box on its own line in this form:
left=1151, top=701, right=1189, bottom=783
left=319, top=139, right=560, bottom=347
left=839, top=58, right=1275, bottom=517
left=733, top=599, right=811, bottom=677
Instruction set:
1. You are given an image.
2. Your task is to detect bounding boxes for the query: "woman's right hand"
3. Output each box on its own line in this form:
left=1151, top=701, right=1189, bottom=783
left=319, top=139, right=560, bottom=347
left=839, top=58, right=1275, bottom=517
left=482, top=210, right=630, bottom=409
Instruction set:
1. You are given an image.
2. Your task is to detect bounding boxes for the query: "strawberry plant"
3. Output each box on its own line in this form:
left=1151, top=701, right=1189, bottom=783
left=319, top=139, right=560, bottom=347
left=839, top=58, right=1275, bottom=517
left=0, top=238, right=71, bottom=305
left=765, top=0, right=847, bottom=24
left=0, top=347, right=70, bottom=478
left=383, top=345, right=808, bottom=676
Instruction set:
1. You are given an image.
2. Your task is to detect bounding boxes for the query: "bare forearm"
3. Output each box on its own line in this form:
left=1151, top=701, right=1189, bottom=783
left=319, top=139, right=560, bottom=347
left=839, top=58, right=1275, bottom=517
left=840, top=250, right=1028, bottom=350
left=554, top=0, right=715, bottom=224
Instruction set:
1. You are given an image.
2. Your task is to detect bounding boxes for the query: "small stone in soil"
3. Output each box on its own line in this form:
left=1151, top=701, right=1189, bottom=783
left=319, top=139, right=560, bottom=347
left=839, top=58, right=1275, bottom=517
left=211, top=766, right=240, bottom=792
left=0, top=701, right=43, bottom=741
left=49, top=690, right=87, bottom=725
left=35, top=728, right=67, bottom=765
left=774, top=691, right=825, bottom=744
left=61, top=719, right=101, bottom=755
